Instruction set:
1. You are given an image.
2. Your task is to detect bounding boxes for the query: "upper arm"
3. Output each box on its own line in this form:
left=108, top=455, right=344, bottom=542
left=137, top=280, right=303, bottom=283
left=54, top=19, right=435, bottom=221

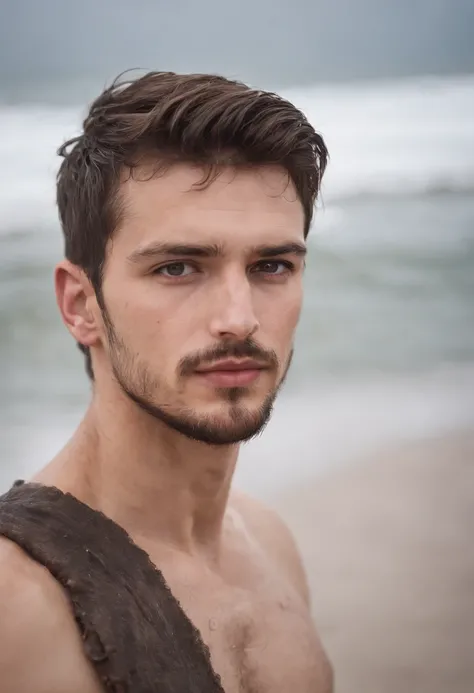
left=0, top=538, right=100, bottom=693
left=233, top=493, right=311, bottom=605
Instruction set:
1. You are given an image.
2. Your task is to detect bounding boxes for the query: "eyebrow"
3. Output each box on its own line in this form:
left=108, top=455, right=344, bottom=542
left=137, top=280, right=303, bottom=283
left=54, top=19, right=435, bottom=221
left=254, top=242, right=307, bottom=258
left=127, top=241, right=307, bottom=264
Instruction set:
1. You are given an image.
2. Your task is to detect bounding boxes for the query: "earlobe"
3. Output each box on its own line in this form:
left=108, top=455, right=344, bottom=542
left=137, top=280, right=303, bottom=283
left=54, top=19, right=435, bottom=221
left=54, top=261, right=100, bottom=348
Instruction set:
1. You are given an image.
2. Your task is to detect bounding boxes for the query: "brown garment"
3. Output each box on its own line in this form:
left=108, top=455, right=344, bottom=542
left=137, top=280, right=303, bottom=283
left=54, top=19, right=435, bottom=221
left=0, top=480, right=225, bottom=693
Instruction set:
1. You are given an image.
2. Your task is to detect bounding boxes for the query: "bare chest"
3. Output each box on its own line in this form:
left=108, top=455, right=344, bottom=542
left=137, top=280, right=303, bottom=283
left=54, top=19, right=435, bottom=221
left=165, top=570, right=328, bottom=693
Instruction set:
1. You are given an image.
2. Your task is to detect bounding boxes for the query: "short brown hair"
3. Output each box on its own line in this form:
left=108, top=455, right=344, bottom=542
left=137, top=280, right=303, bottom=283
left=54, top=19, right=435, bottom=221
left=56, top=71, right=328, bottom=378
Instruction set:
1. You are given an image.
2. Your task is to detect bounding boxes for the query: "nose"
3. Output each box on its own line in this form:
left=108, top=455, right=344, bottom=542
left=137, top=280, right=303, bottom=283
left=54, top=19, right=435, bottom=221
left=209, top=273, right=259, bottom=341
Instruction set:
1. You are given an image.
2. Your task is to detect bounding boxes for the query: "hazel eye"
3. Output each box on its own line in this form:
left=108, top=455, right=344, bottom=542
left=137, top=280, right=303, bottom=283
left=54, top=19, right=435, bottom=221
left=155, top=262, right=196, bottom=277
left=252, top=260, right=293, bottom=275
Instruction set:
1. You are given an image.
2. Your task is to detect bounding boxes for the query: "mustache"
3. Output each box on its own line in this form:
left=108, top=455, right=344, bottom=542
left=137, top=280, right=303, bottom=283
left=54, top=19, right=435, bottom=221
left=179, top=338, right=279, bottom=376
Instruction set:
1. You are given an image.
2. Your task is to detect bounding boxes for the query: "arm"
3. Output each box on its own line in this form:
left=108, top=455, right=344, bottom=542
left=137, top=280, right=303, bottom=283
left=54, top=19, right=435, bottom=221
left=0, top=538, right=100, bottom=693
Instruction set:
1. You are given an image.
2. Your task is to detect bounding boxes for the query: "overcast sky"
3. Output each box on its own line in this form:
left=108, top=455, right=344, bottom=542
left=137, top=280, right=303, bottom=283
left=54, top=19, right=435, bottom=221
left=1, top=0, right=473, bottom=96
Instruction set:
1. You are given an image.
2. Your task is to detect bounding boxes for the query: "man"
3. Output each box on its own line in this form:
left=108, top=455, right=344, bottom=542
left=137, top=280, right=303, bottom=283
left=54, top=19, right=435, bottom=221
left=0, top=71, right=332, bottom=692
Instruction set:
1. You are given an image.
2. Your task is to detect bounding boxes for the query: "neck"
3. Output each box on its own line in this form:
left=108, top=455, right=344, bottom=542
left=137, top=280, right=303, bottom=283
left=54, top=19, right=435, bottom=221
left=37, top=386, right=240, bottom=558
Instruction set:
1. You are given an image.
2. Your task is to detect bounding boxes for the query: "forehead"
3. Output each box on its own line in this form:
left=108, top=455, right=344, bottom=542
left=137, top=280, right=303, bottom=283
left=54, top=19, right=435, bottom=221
left=113, top=163, right=305, bottom=253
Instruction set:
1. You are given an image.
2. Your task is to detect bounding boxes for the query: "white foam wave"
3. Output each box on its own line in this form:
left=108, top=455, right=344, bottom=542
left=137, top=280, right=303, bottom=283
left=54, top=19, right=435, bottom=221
left=0, top=105, right=81, bottom=233
left=286, top=74, right=474, bottom=204
left=1, top=74, right=473, bottom=234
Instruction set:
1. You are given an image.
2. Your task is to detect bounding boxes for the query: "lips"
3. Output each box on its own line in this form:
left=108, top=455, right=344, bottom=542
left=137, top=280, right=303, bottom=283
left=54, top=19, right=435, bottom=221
left=195, top=359, right=267, bottom=387
left=196, top=359, right=266, bottom=373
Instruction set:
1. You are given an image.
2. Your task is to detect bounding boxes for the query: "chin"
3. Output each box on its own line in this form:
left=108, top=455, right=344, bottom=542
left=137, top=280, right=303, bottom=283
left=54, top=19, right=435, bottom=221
left=192, top=408, right=273, bottom=445
left=196, top=392, right=276, bottom=440
left=162, top=390, right=276, bottom=445
left=200, top=384, right=271, bottom=410
left=117, top=365, right=281, bottom=445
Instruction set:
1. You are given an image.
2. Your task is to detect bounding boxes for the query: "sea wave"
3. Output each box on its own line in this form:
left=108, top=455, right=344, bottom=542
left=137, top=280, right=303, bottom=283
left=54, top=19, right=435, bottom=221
left=1, top=74, right=473, bottom=234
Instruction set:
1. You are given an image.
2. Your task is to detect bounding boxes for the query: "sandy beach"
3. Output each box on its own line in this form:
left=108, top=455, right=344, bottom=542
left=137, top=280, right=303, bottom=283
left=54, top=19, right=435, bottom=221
left=274, top=430, right=474, bottom=693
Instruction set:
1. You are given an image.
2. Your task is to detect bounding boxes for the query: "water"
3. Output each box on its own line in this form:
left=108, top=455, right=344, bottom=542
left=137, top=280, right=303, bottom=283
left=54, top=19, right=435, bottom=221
left=1, top=74, right=474, bottom=494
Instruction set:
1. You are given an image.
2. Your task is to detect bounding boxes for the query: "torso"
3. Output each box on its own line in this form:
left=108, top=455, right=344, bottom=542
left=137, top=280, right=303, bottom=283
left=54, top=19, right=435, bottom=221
left=0, top=487, right=331, bottom=693
left=141, top=506, right=328, bottom=692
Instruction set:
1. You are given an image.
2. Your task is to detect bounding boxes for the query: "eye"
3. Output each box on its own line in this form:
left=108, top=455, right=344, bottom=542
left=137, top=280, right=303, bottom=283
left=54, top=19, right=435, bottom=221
left=251, top=260, right=294, bottom=276
left=154, top=262, right=196, bottom=278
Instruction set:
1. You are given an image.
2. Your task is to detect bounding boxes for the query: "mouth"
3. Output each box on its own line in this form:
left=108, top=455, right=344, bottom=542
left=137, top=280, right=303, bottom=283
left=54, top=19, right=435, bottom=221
left=195, top=359, right=268, bottom=387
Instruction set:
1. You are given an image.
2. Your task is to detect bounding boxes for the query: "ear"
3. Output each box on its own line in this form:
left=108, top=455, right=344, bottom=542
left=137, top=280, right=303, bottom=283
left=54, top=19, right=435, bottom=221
left=54, top=260, right=101, bottom=348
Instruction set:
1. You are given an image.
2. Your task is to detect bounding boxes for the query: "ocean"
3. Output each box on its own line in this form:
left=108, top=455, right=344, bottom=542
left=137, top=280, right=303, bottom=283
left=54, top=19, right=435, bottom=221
left=1, top=74, right=474, bottom=496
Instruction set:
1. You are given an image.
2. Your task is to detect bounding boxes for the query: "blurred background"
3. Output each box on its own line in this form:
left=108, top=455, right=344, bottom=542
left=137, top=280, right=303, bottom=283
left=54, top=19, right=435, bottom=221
left=1, top=1, right=473, bottom=691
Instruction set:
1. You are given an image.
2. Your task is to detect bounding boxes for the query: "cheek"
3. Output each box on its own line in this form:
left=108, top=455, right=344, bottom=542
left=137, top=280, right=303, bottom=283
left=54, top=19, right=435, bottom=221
left=113, top=281, right=203, bottom=337
left=102, top=293, right=161, bottom=356
left=287, top=297, right=303, bottom=329
left=108, top=295, right=198, bottom=373
left=259, top=295, right=302, bottom=368
left=262, top=288, right=302, bottom=334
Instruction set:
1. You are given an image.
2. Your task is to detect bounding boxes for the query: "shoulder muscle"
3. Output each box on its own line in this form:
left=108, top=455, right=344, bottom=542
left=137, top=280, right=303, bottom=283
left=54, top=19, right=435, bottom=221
left=232, top=492, right=311, bottom=605
left=0, top=537, right=99, bottom=693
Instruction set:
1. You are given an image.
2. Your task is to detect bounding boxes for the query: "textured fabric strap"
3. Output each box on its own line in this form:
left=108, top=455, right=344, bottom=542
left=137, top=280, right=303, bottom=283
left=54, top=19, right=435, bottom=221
left=0, top=481, right=224, bottom=693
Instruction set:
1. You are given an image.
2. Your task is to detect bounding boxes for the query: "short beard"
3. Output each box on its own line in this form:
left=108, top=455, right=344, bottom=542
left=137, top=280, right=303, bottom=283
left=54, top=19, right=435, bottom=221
left=101, top=307, right=291, bottom=446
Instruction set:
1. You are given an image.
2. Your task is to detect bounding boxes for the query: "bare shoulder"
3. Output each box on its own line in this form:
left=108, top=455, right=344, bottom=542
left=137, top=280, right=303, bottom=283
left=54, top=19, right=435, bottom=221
left=0, top=537, right=100, bottom=693
left=231, top=493, right=334, bottom=691
left=231, top=490, right=311, bottom=605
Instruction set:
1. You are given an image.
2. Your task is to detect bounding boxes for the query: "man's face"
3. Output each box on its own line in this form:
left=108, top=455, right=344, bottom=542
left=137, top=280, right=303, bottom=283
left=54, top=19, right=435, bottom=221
left=98, top=163, right=306, bottom=445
